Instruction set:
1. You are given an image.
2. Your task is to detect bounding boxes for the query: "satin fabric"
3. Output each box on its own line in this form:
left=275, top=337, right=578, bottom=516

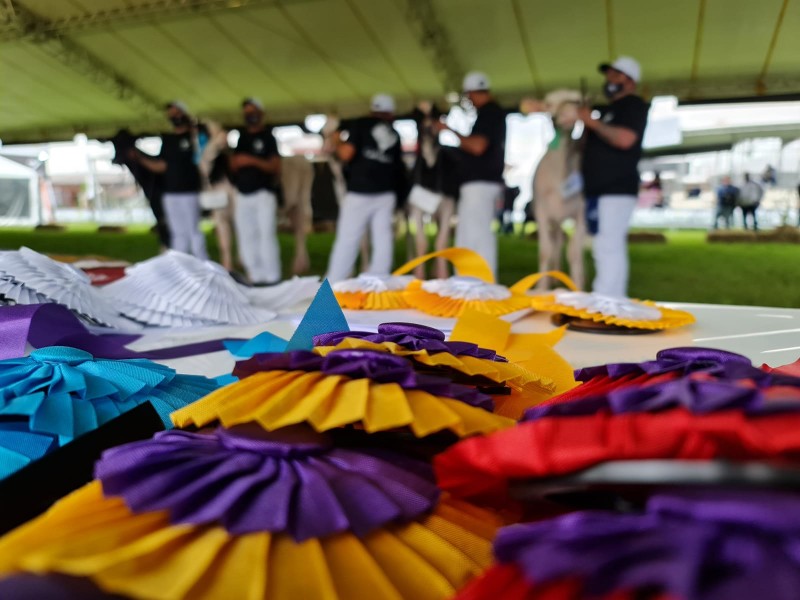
left=0, top=482, right=498, bottom=600
left=172, top=369, right=514, bottom=437
left=435, top=408, right=800, bottom=501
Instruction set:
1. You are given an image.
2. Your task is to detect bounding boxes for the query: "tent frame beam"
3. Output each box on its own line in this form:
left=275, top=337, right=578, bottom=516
left=1, top=1, right=163, bottom=117
left=402, top=0, right=463, bottom=93
left=0, top=0, right=314, bottom=39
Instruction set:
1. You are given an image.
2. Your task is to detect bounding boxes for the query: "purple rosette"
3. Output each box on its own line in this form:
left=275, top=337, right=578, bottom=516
left=95, top=425, right=440, bottom=542
left=524, top=375, right=800, bottom=420
left=234, top=348, right=494, bottom=411
left=313, top=322, right=507, bottom=362
left=494, top=490, right=800, bottom=600
left=575, top=347, right=768, bottom=382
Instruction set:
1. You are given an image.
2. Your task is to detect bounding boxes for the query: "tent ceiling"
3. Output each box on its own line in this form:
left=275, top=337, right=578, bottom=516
left=1, top=0, right=799, bottom=143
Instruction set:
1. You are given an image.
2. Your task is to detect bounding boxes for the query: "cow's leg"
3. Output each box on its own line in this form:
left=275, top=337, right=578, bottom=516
left=433, top=196, right=455, bottom=279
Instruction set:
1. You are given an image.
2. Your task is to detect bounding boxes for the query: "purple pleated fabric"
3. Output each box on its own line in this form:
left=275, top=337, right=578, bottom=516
left=524, top=374, right=800, bottom=420
left=233, top=348, right=494, bottom=411
left=313, top=322, right=508, bottom=362
left=575, top=346, right=777, bottom=382
left=494, top=490, right=800, bottom=600
left=95, top=425, right=440, bottom=542
left=0, top=574, right=123, bottom=599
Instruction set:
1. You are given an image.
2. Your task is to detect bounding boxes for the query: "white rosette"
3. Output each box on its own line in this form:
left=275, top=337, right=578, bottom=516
left=244, top=276, right=321, bottom=311
left=421, top=276, right=512, bottom=301
left=553, top=290, right=662, bottom=321
left=333, top=274, right=415, bottom=294
left=0, top=248, right=134, bottom=328
left=103, top=251, right=276, bottom=327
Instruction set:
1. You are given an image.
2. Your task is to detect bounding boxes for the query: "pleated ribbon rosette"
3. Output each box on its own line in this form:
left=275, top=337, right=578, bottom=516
left=434, top=354, right=800, bottom=502
left=102, top=251, right=276, bottom=327
left=0, top=425, right=501, bottom=600
left=457, top=491, right=800, bottom=600
left=392, top=250, right=574, bottom=319
left=0, top=247, right=133, bottom=329
left=332, top=274, right=417, bottom=310
left=0, top=346, right=219, bottom=480
left=313, top=322, right=559, bottom=419
left=530, top=289, right=695, bottom=331
left=172, top=348, right=515, bottom=437
left=528, top=347, right=800, bottom=420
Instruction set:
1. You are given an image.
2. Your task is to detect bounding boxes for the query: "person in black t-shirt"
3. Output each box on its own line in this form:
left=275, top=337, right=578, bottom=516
left=229, top=98, right=282, bottom=285
left=578, top=56, right=649, bottom=298
left=325, top=93, right=405, bottom=282
left=432, top=72, right=506, bottom=276
left=132, top=101, right=208, bottom=260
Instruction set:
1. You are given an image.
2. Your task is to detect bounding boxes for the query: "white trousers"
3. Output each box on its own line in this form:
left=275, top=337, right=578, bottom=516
left=591, top=194, right=637, bottom=298
left=326, top=191, right=396, bottom=283
left=456, top=182, right=503, bottom=275
left=235, top=189, right=281, bottom=284
left=162, top=192, right=208, bottom=260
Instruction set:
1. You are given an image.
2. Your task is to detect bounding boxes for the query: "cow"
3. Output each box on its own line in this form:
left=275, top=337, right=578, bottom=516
left=527, top=90, right=587, bottom=290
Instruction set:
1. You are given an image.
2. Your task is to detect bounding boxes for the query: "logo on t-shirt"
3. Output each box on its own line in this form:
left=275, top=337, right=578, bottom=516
left=253, top=138, right=264, bottom=153
left=602, top=112, right=614, bottom=124
left=179, top=138, right=191, bottom=151
left=363, top=123, right=398, bottom=164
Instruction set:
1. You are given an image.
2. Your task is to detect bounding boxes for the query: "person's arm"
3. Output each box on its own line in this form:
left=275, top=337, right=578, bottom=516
left=130, top=149, right=167, bottom=173
left=431, top=120, right=489, bottom=156
left=577, top=105, right=638, bottom=150
left=232, top=154, right=282, bottom=174
left=336, top=140, right=357, bottom=163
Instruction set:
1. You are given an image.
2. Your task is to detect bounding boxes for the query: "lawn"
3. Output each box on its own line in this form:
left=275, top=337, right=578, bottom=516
left=1, top=225, right=798, bottom=308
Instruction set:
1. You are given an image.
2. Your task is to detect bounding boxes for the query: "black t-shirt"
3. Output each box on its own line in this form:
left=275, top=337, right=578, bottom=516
left=341, top=117, right=404, bottom=194
left=158, top=132, right=200, bottom=193
left=582, top=94, right=649, bottom=197
left=459, top=101, right=507, bottom=184
left=234, top=128, right=280, bottom=194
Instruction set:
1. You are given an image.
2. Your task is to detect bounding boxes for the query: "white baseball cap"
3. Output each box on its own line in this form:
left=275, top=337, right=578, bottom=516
left=370, top=93, right=396, bottom=114
left=242, top=97, right=265, bottom=111
left=599, top=56, right=642, bottom=83
left=166, top=100, right=191, bottom=115
left=462, top=71, right=491, bottom=93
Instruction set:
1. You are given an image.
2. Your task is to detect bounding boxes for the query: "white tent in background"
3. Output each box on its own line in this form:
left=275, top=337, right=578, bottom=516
left=0, top=156, right=40, bottom=226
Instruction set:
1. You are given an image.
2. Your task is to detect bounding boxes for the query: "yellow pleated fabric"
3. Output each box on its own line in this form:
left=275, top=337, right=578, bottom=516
left=314, top=338, right=558, bottom=419
left=334, top=290, right=411, bottom=310
left=451, top=310, right=577, bottom=393
left=0, top=483, right=498, bottom=600
left=170, top=370, right=514, bottom=437
left=530, top=294, right=696, bottom=330
left=401, top=280, right=534, bottom=318
left=392, top=248, right=496, bottom=284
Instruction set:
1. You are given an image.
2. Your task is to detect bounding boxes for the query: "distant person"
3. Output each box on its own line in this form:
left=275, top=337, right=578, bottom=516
left=432, top=71, right=506, bottom=276
left=648, top=171, right=665, bottom=208
left=326, top=94, right=406, bottom=283
left=714, top=176, right=738, bottom=230
left=132, top=101, right=208, bottom=259
left=198, top=121, right=235, bottom=271
left=738, top=173, right=763, bottom=231
left=762, top=164, right=777, bottom=186
left=408, top=101, right=459, bottom=279
left=229, top=98, right=282, bottom=285
left=578, top=56, right=649, bottom=298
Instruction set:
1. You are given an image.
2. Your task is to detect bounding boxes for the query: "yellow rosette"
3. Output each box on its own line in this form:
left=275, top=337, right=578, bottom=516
left=0, top=482, right=499, bottom=600
left=171, top=368, right=514, bottom=437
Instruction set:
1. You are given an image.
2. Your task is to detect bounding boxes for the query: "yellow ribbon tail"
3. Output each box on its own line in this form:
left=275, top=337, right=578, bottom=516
left=392, top=248, right=495, bottom=284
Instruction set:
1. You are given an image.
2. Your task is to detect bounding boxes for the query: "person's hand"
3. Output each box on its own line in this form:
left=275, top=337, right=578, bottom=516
left=229, top=154, right=252, bottom=169
left=430, top=119, right=448, bottom=134
left=127, top=148, right=140, bottom=161
left=577, top=105, right=596, bottom=126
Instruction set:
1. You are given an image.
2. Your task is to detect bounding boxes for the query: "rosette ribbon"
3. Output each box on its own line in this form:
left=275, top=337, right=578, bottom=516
left=95, top=425, right=440, bottom=541
left=458, top=491, right=800, bottom=600
left=0, top=346, right=218, bottom=479
left=172, top=349, right=514, bottom=437
left=0, top=427, right=500, bottom=600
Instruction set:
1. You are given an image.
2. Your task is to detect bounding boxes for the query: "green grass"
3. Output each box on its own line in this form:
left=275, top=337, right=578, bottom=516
left=2, top=225, right=798, bottom=308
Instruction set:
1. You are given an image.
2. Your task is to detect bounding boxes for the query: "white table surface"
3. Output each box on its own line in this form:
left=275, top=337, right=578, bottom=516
left=130, top=302, right=800, bottom=378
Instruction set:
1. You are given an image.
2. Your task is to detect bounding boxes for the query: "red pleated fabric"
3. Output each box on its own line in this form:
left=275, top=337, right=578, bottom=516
left=435, top=408, right=800, bottom=501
